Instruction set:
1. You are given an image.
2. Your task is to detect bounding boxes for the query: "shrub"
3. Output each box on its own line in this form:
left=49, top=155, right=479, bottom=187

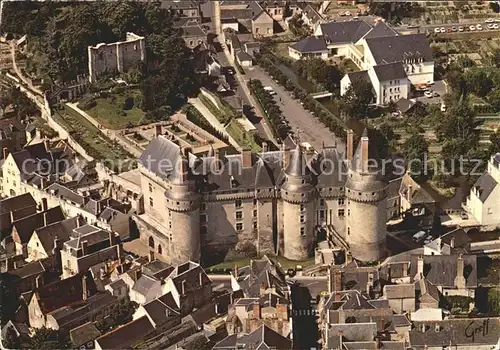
left=123, top=97, right=134, bottom=110
left=77, top=97, right=96, bottom=110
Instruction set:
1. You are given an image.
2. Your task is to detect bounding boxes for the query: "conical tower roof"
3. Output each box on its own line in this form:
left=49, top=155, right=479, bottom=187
left=286, top=144, right=309, bottom=177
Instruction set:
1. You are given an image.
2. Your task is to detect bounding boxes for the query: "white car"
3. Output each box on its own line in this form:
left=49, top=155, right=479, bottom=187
left=434, top=27, right=441, bottom=33
left=345, top=11, right=351, bottom=16
left=469, top=25, right=476, bottom=31
left=477, top=24, right=483, bottom=30
left=263, top=86, right=276, bottom=95
left=458, top=26, right=464, bottom=32
left=494, top=24, right=499, bottom=29
left=440, top=27, right=446, bottom=33
left=487, top=23, right=495, bottom=29
left=424, top=90, right=433, bottom=98
left=485, top=18, right=494, bottom=23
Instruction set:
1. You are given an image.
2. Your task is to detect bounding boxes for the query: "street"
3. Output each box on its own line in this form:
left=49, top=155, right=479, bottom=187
left=245, top=65, right=344, bottom=153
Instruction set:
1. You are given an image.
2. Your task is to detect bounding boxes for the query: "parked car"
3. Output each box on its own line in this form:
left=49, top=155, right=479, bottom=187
left=458, top=26, right=464, bottom=32
left=226, top=67, right=235, bottom=75
left=413, top=230, right=427, bottom=243
left=264, top=86, right=276, bottom=95
left=424, top=235, right=433, bottom=244
left=440, top=27, right=446, bottom=33
left=460, top=212, right=469, bottom=220
left=447, top=27, right=452, bottom=33
left=424, top=90, right=433, bottom=98
left=477, top=24, right=483, bottom=30
left=345, top=11, right=351, bottom=16
left=434, top=27, right=441, bottom=34
left=441, top=103, right=447, bottom=112
left=485, top=18, right=494, bottom=23
left=433, top=91, right=439, bottom=97
left=452, top=26, right=457, bottom=32
left=493, top=24, right=499, bottom=29
left=469, top=25, right=476, bottom=31
left=487, top=23, right=495, bottom=29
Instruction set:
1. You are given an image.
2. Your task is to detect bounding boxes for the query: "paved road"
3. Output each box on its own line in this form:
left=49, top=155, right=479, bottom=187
left=245, top=66, right=344, bottom=153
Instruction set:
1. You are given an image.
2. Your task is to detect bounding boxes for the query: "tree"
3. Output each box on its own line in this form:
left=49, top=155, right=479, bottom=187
left=493, top=49, right=500, bottom=68
left=3, top=326, right=21, bottom=349
left=489, top=130, right=500, bottom=155
left=0, top=276, right=20, bottom=326
left=341, top=80, right=374, bottom=119
left=406, top=101, right=428, bottom=119
left=464, top=70, right=493, bottom=98
left=30, top=327, right=68, bottom=349
left=401, top=131, right=429, bottom=181
left=488, top=288, right=500, bottom=315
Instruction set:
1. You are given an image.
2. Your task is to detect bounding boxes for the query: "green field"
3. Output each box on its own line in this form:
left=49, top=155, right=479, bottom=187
left=86, top=89, right=146, bottom=129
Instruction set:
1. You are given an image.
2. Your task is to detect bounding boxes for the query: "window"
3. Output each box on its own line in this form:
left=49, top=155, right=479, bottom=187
left=338, top=198, right=345, bottom=205
left=319, top=210, right=325, bottom=219
left=300, top=215, right=305, bottom=223
left=236, top=211, right=243, bottom=220
left=300, top=204, right=305, bottom=212
left=200, top=202, right=206, bottom=212
left=149, top=183, right=153, bottom=192
left=158, top=244, right=162, bottom=255
left=338, top=209, right=345, bottom=217
left=235, top=199, right=242, bottom=208
left=201, top=226, right=207, bottom=235
left=149, top=236, right=155, bottom=248
left=300, top=227, right=305, bottom=236
left=253, top=209, right=257, bottom=218
left=253, top=198, right=257, bottom=206
left=253, top=221, right=258, bottom=230
left=319, top=199, right=325, bottom=207
left=348, top=209, right=350, bottom=216
left=236, top=223, right=243, bottom=231
left=487, top=208, right=493, bottom=214
left=169, top=221, right=172, bottom=229
left=347, top=227, right=350, bottom=235
left=168, top=210, right=172, bottom=218
left=149, top=197, right=154, bottom=207
left=200, top=214, right=207, bottom=223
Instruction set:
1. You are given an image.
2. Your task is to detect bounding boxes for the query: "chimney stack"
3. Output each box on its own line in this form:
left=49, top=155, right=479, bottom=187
left=108, top=231, right=114, bottom=247
left=259, top=282, right=266, bottom=296
left=10, top=211, right=16, bottom=224
left=436, top=236, right=442, bottom=253
left=361, top=133, right=369, bottom=173
left=345, top=251, right=352, bottom=265
left=415, top=255, right=423, bottom=280
left=199, top=272, right=204, bottom=286
left=181, top=280, right=187, bottom=295
left=242, top=149, right=252, bottom=168
left=214, top=149, right=221, bottom=172
left=81, top=240, right=88, bottom=256
left=253, top=302, right=261, bottom=319
left=262, top=142, right=268, bottom=153
left=234, top=264, right=238, bottom=279
left=43, top=212, right=48, bottom=227
left=454, top=254, right=466, bottom=289
left=347, top=129, right=354, bottom=161
left=408, top=185, right=413, bottom=202
left=35, top=275, right=42, bottom=289
left=450, top=237, right=455, bottom=249
left=82, top=275, right=88, bottom=301
left=134, top=268, right=142, bottom=282
left=155, top=124, right=162, bottom=138
left=3, top=147, right=9, bottom=160
left=281, top=143, right=289, bottom=169
left=44, top=138, right=50, bottom=152
left=41, top=198, right=48, bottom=212
left=148, top=250, right=155, bottom=262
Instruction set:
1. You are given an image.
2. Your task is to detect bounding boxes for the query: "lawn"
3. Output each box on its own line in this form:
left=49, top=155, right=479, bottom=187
left=59, top=106, right=135, bottom=167
left=226, top=119, right=261, bottom=152
left=86, top=89, right=146, bottom=130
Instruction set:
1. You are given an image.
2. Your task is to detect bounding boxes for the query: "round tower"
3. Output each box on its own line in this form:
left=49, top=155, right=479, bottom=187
left=345, top=130, right=387, bottom=262
left=281, top=144, right=316, bottom=260
left=165, top=151, right=201, bottom=263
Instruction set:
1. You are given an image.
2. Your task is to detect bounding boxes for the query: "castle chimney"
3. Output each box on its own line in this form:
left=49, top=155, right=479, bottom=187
left=43, top=212, right=48, bottom=227
left=450, top=237, right=455, bottom=249
left=345, top=251, right=352, bottom=264
left=242, top=149, right=252, bottom=168
left=253, top=302, right=261, bottom=319
left=415, top=255, right=424, bottom=280
left=214, top=149, right=221, bottom=172
left=181, top=280, right=187, bottom=295
left=35, top=275, right=42, bottom=289
left=148, top=250, right=155, bottom=262
left=281, top=143, right=290, bottom=169
left=108, top=231, right=114, bottom=247
left=2, top=147, right=9, bottom=160
left=347, top=129, right=354, bottom=161
left=199, top=272, right=203, bottom=286
left=259, top=282, right=266, bottom=296
left=41, top=198, right=48, bottom=212
left=454, top=254, right=466, bottom=289
left=82, top=275, right=88, bottom=301
left=155, top=124, right=162, bottom=138
left=262, top=142, right=268, bottom=153
left=361, top=133, right=369, bottom=173
left=81, top=240, right=88, bottom=256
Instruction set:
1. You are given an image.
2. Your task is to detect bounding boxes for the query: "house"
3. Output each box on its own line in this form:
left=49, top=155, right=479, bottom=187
left=26, top=216, right=82, bottom=265
left=10, top=204, right=65, bottom=256
left=415, top=277, right=441, bottom=310
left=464, top=153, right=500, bottom=229
left=69, top=322, right=101, bottom=349
left=383, top=283, right=415, bottom=314
left=0, top=321, right=30, bottom=346
left=162, top=261, right=212, bottom=315
left=180, top=24, right=207, bottom=49
left=60, top=225, right=123, bottom=278
left=252, top=10, right=274, bottom=37
left=0, top=193, right=37, bottom=238
left=340, top=62, right=411, bottom=106
left=300, top=3, right=324, bottom=27
left=236, top=50, right=253, bottom=67
left=132, top=292, right=181, bottom=331
left=244, top=42, right=260, bottom=56
left=261, top=0, right=286, bottom=21
left=129, top=273, right=162, bottom=305
left=0, top=119, right=27, bottom=160
left=214, top=324, right=292, bottom=349
left=94, top=316, right=154, bottom=350
left=104, top=278, right=128, bottom=300
left=28, top=273, right=97, bottom=329
left=2, top=260, right=45, bottom=294
left=409, top=318, right=500, bottom=349
left=161, top=0, right=200, bottom=18
left=288, top=35, right=329, bottom=60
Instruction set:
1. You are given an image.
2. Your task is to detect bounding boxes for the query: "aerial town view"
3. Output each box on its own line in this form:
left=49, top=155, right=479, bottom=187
left=0, top=0, right=499, bottom=349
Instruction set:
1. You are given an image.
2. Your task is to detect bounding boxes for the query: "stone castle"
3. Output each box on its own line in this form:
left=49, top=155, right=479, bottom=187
left=134, top=127, right=388, bottom=264
left=88, top=32, right=145, bottom=83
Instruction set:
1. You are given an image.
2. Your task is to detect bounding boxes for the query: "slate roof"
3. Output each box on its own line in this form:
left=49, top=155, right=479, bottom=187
left=240, top=324, right=292, bottom=349
left=346, top=70, right=370, bottom=84
left=395, top=98, right=415, bottom=113
left=33, top=216, right=80, bottom=255
left=0, top=193, right=36, bottom=215
left=142, top=297, right=180, bottom=327
left=181, top=25, right=206, bottom=37
left=213, top=333, right=238, bottom=349
left=132, top=275, right=159, bottom=296
left=415, top=277, right=440, bottom=302
left=320, top=20, right=372, bottom=44
left=365, top=34, right=433, bottom=65
left=328, top=322, right=377, bottom=342
left=384, top=283, right=414, bottom=299
left=13, top=206, right=65, bottom=244
left=236, top=50, right=253, bottom=62
left=400, top=173, right=435, bottom=204
left=410, top=254, right=477, bottom=288
left=6, top=261, right=45, bottom=280
left=364, top=21, right=399, bottom=39
left=302, top=3, right=323, bottom=24
left=0, top=119, right=26, bottom=138
left=290, top=35, right=327, bottom=53
left=372, top=62, right=407, bottom=82
left=69, top=322, right=101, bottom=348
left=95, top=316, right=154, bottom=349
left=235, top=256, right=287, bottom=297
left=221, top=8, right=253, bottom=20
left=167, top=261, right=211, bottom=295
left=410, top=318, right=500, bottom=347
left=472, top=172, right=497, bottom=202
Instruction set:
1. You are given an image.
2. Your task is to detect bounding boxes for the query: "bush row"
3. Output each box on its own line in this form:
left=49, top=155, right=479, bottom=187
left=255, top=53, right=346, bottom=139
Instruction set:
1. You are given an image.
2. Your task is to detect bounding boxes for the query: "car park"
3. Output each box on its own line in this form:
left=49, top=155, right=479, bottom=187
left=424, top=90, right=433, bottom=98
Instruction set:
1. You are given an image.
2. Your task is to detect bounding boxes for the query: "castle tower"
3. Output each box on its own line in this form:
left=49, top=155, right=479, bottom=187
left=165, top=150, right=201, bottom=263
left=281, top=144, right=316, bottom=260
left=345, top=129, right=387, bottom=262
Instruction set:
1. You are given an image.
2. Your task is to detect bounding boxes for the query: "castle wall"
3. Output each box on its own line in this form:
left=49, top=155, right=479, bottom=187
left=139, top=166, right=168, bottom=226
left=170, top=209, right=200, bottom=262
left=283, top=200, right=315, bottom=260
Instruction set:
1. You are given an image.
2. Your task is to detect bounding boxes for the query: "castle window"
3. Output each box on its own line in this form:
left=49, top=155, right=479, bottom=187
left=169, top=221, right=172, bottom=229
left=134, top=44, right=137, bottom=51
left=200, top=203, right=206, bottom=212
left=236, top=223, right=243, bottom=232
left=236, top=211, right=243, bottom=220
left=319, top=199, right=325, bottom=207
left=300, top=215, right=305, bottom=223
left=348, top=209, right=350, bottom=216
left=168, top=210, right=172, bottom=218
left=319, top=210, right=325, bottom=219
left=149, top=198, right=154, bottom=207
left=235, top=199, right=242, bottom=208
left=300, top=204, right=305, bottom=212
left=300, top=227, right=305, bottom=236
left=200, top=214, right=207, bottom=223
left=253, top=199, right=257, bottom=206
left=253, top=221, right=258, bottom=230
left=201, top=226, right=207, bottom=235
left=149, top=183, right=153, bottom=192
left=372, top=192, right=375, bottom=196
left=158, top=244, right=162, bottom=255
left=338, top=209, right=345, bottom=217
left=149, top=236, right=155, bottom=248
left=347, top=227, right=350, bottom=235
left=338, top=198, right=345, bottom=205
left=253, top=209, right=257, bottom=218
